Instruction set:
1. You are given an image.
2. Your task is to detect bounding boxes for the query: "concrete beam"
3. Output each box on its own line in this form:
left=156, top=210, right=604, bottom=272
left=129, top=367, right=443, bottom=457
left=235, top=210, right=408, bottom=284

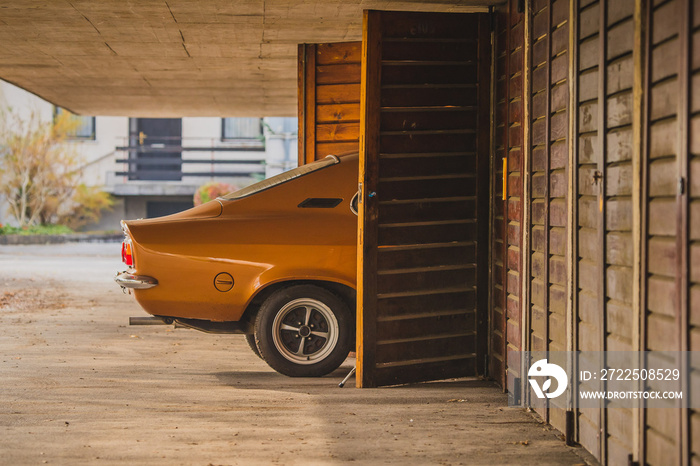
left=0, top=0, right=493, bottom=117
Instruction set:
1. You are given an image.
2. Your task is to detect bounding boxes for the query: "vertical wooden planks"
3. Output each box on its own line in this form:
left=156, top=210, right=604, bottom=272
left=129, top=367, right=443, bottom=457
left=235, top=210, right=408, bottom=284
left=574, top=1, right=638, bottom=461
left=513, top=0, right=697, bottom=462
left=298, top=42, right=361, bottom=165
left=358, top=10, right=490, bottom=388
left=688, top=1, right=700, bottom=464
left=642, top=0, right=693, bottom=464
left=525, top=0, right=570, bottom=433
left=492, top=0, right=526, bottom=391
left=575, top=0, right=604, bottom=459
left=547, top=0, right=571, bottom=435
left=357, top=10, right=382, bottom=389
left=492, top=5, right=508, bottom=388
left=507, top=0, right=527, bottom=390
left=605, top=2, right=637, bottom=464
left=298, top=44, right=316, bottom=165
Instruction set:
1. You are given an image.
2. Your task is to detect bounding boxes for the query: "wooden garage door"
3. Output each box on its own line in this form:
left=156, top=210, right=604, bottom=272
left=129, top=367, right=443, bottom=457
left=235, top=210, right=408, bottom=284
left=357, top=10, right=491, bottom=388
left=642, top=0, right=696, bottom=464
left=298, top=42, right=361, bottom=165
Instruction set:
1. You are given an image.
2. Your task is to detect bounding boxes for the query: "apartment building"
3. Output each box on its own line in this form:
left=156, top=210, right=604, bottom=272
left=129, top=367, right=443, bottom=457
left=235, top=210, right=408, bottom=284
left=0, top=80, right=298, bottom=230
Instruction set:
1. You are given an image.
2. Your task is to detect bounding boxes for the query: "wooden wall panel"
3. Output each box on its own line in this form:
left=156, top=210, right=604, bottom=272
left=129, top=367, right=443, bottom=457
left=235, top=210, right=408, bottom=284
left=358, top=10, right=490, bottom=388
left=643, top=0, right=695, bottom=464
left=493, top=0, right=525, bottom=392
left=572, top=1, right=641, bottom=462
left=489, top=1, right=523, bottom=388
left=605, top=2, right=636, bottom=464
left=512, top=0, right=698, bottom=463
left=690, top=2, right=700, bottom=465
left=525, top=0, right=570, bottom=434
left=298, top=42, right=361, bottom=165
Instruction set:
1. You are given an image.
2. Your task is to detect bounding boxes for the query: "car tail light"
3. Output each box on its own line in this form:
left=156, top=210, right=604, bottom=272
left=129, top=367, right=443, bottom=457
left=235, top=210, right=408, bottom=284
left=121, top=238, right=134, bottom=267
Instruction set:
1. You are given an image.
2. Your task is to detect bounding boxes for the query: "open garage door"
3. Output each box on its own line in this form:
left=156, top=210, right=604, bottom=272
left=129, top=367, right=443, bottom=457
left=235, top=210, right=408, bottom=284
left=357, top=10, right=491, bottom=387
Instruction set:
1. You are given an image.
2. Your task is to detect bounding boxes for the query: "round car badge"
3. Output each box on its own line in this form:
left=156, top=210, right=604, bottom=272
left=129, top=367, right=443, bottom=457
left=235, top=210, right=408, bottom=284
left=214, top=273, right=234, bottom=292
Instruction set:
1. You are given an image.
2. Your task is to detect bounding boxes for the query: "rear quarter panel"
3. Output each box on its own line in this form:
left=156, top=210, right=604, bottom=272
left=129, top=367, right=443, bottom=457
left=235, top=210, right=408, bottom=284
left=126, top=157, right=358, bottom=322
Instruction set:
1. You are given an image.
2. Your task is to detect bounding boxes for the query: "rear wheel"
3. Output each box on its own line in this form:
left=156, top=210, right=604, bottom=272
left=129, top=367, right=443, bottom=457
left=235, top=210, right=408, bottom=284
left=254, top=285, right=352, bottom=377
left=244, top=334, right=262, bottom=359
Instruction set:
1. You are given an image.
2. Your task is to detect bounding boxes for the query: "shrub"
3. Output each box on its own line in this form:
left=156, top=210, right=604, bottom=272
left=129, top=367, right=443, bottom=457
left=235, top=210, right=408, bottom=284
left=0, top=224, right=74, bottom=236
left=194, top=182, right=235, bottom=206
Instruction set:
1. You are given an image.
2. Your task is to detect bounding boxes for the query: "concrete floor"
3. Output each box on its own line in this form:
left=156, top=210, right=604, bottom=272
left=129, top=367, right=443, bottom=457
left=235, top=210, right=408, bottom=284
left=0, top=243, right=589, bottom=465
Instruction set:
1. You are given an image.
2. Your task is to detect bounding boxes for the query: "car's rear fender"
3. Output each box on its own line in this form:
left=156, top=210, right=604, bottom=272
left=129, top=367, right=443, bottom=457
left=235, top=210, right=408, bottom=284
left=240, top=279, right=357, bottom=330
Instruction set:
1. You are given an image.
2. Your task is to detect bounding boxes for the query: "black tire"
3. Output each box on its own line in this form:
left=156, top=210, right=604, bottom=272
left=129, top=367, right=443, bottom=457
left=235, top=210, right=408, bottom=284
left=244, top=334, right=263, bottom=359
left=254, top=284, right=352, bottom=377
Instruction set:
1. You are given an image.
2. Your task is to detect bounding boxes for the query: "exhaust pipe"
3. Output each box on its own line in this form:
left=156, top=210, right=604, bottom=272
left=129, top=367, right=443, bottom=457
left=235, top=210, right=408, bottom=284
left=129, top=316, right=172, bottom=326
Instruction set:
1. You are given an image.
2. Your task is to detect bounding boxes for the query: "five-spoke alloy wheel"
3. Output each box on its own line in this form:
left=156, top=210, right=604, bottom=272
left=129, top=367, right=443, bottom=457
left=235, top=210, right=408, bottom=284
left=254, top=285, right=352, bottom=377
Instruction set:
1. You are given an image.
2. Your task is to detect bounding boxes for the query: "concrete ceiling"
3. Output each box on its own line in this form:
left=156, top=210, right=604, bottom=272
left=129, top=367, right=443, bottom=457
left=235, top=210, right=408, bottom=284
left=0, top=1, right=495, bottom=117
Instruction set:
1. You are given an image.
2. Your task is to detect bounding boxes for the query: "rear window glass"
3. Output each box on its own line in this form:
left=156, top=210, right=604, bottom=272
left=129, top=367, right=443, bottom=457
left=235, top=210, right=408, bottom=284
left=220, top=155, right=340, bottom=201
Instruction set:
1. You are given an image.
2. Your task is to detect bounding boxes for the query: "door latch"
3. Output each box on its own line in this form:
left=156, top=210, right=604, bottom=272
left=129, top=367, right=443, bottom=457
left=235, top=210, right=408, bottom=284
left=593, top=170, right=603, bottom=185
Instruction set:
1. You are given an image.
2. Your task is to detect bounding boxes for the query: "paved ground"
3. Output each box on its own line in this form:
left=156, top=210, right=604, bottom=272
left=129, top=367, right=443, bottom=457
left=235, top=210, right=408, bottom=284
left=0, top=243, right=590, bottom=465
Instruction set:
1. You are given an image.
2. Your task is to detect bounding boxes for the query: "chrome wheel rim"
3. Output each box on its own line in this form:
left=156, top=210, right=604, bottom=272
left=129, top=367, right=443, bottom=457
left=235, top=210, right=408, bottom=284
left=271, top=298, right=339, bottom=365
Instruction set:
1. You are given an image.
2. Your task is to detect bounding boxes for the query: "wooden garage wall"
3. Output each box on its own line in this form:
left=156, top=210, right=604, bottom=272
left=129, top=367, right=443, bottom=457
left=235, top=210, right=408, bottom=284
left=508, top=0, right=698, bottom=464
left=524, top=0, right=570, bottom=433
left=642, top=0, right=696, bottom=464
left=574, top=0, right=639, bottom=462
left=486, top=0, right=700, bottom=462
left=689, top=0, right=700, bottom=462
left=298, top=42, right=361, bottom=165
left=492, top=0, right=525, bottom=389
left=689, top=2, right=700, bottom=463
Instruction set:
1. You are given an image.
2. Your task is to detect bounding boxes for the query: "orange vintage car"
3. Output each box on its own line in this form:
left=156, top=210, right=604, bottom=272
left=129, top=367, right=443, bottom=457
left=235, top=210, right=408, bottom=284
left=115, top=154, right=358, bottom=377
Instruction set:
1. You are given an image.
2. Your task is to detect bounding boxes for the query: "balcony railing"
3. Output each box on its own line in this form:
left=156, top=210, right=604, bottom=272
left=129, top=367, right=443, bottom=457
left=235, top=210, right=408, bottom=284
left=113, top=136, right=266, bottom=181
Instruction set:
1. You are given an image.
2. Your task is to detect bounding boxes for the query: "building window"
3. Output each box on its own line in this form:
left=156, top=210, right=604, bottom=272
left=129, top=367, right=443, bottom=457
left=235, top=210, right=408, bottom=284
left=54, top=107, right=95, bottom=140
left=222, top=117, right=263, bottom=141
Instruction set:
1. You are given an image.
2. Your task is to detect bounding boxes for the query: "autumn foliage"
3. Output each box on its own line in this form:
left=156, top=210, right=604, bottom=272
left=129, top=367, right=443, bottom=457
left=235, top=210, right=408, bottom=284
left=0, top=109, right=113, bottom=229
left=194, top=181, right=235, bottom=206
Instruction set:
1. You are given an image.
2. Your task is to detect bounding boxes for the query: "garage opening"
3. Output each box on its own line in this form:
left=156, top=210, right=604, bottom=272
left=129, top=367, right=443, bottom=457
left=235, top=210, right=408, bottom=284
left=298, top=10, right=493, bottom=388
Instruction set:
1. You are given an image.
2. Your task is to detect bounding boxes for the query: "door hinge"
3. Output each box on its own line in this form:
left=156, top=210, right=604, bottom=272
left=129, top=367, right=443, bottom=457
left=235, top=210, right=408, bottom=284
left=679, top=177, right=686, bottom=195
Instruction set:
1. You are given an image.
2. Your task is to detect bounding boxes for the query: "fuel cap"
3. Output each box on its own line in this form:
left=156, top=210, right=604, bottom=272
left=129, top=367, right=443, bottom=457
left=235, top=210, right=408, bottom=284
left=214, top=272, right=234, bottom=292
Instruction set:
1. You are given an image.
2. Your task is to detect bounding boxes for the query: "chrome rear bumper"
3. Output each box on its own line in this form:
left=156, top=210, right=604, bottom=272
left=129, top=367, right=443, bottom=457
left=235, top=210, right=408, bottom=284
left=115, top=271, right=158, bottom=289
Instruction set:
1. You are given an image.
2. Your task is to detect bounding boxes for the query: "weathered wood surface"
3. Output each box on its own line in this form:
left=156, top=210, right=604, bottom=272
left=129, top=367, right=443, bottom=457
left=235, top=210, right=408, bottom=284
left=492, top=0, right=526, bottom=392
left=298, top=41, right=361, bottom=165
left=358, top=10, right=490, bottom=388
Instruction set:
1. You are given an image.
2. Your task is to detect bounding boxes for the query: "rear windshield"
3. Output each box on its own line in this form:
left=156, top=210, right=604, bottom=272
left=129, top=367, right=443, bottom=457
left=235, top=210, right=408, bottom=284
left=220, top=155, right=340, bottom=201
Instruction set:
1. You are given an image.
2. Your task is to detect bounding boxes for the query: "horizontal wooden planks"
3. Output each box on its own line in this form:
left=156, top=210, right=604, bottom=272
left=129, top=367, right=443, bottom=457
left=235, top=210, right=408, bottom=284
left=359, top=11, right=488, bottom=387
left=644, top=0, right=684, bottom=464
left=370, top=357, right=477, bottom=387
left=494, top=0, right=525, bottom=392
left=315, top=43, right=361, bottom=155
left=310, top=42, right=361, bottom=161
left=691, top=5, right=700, bottom=461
